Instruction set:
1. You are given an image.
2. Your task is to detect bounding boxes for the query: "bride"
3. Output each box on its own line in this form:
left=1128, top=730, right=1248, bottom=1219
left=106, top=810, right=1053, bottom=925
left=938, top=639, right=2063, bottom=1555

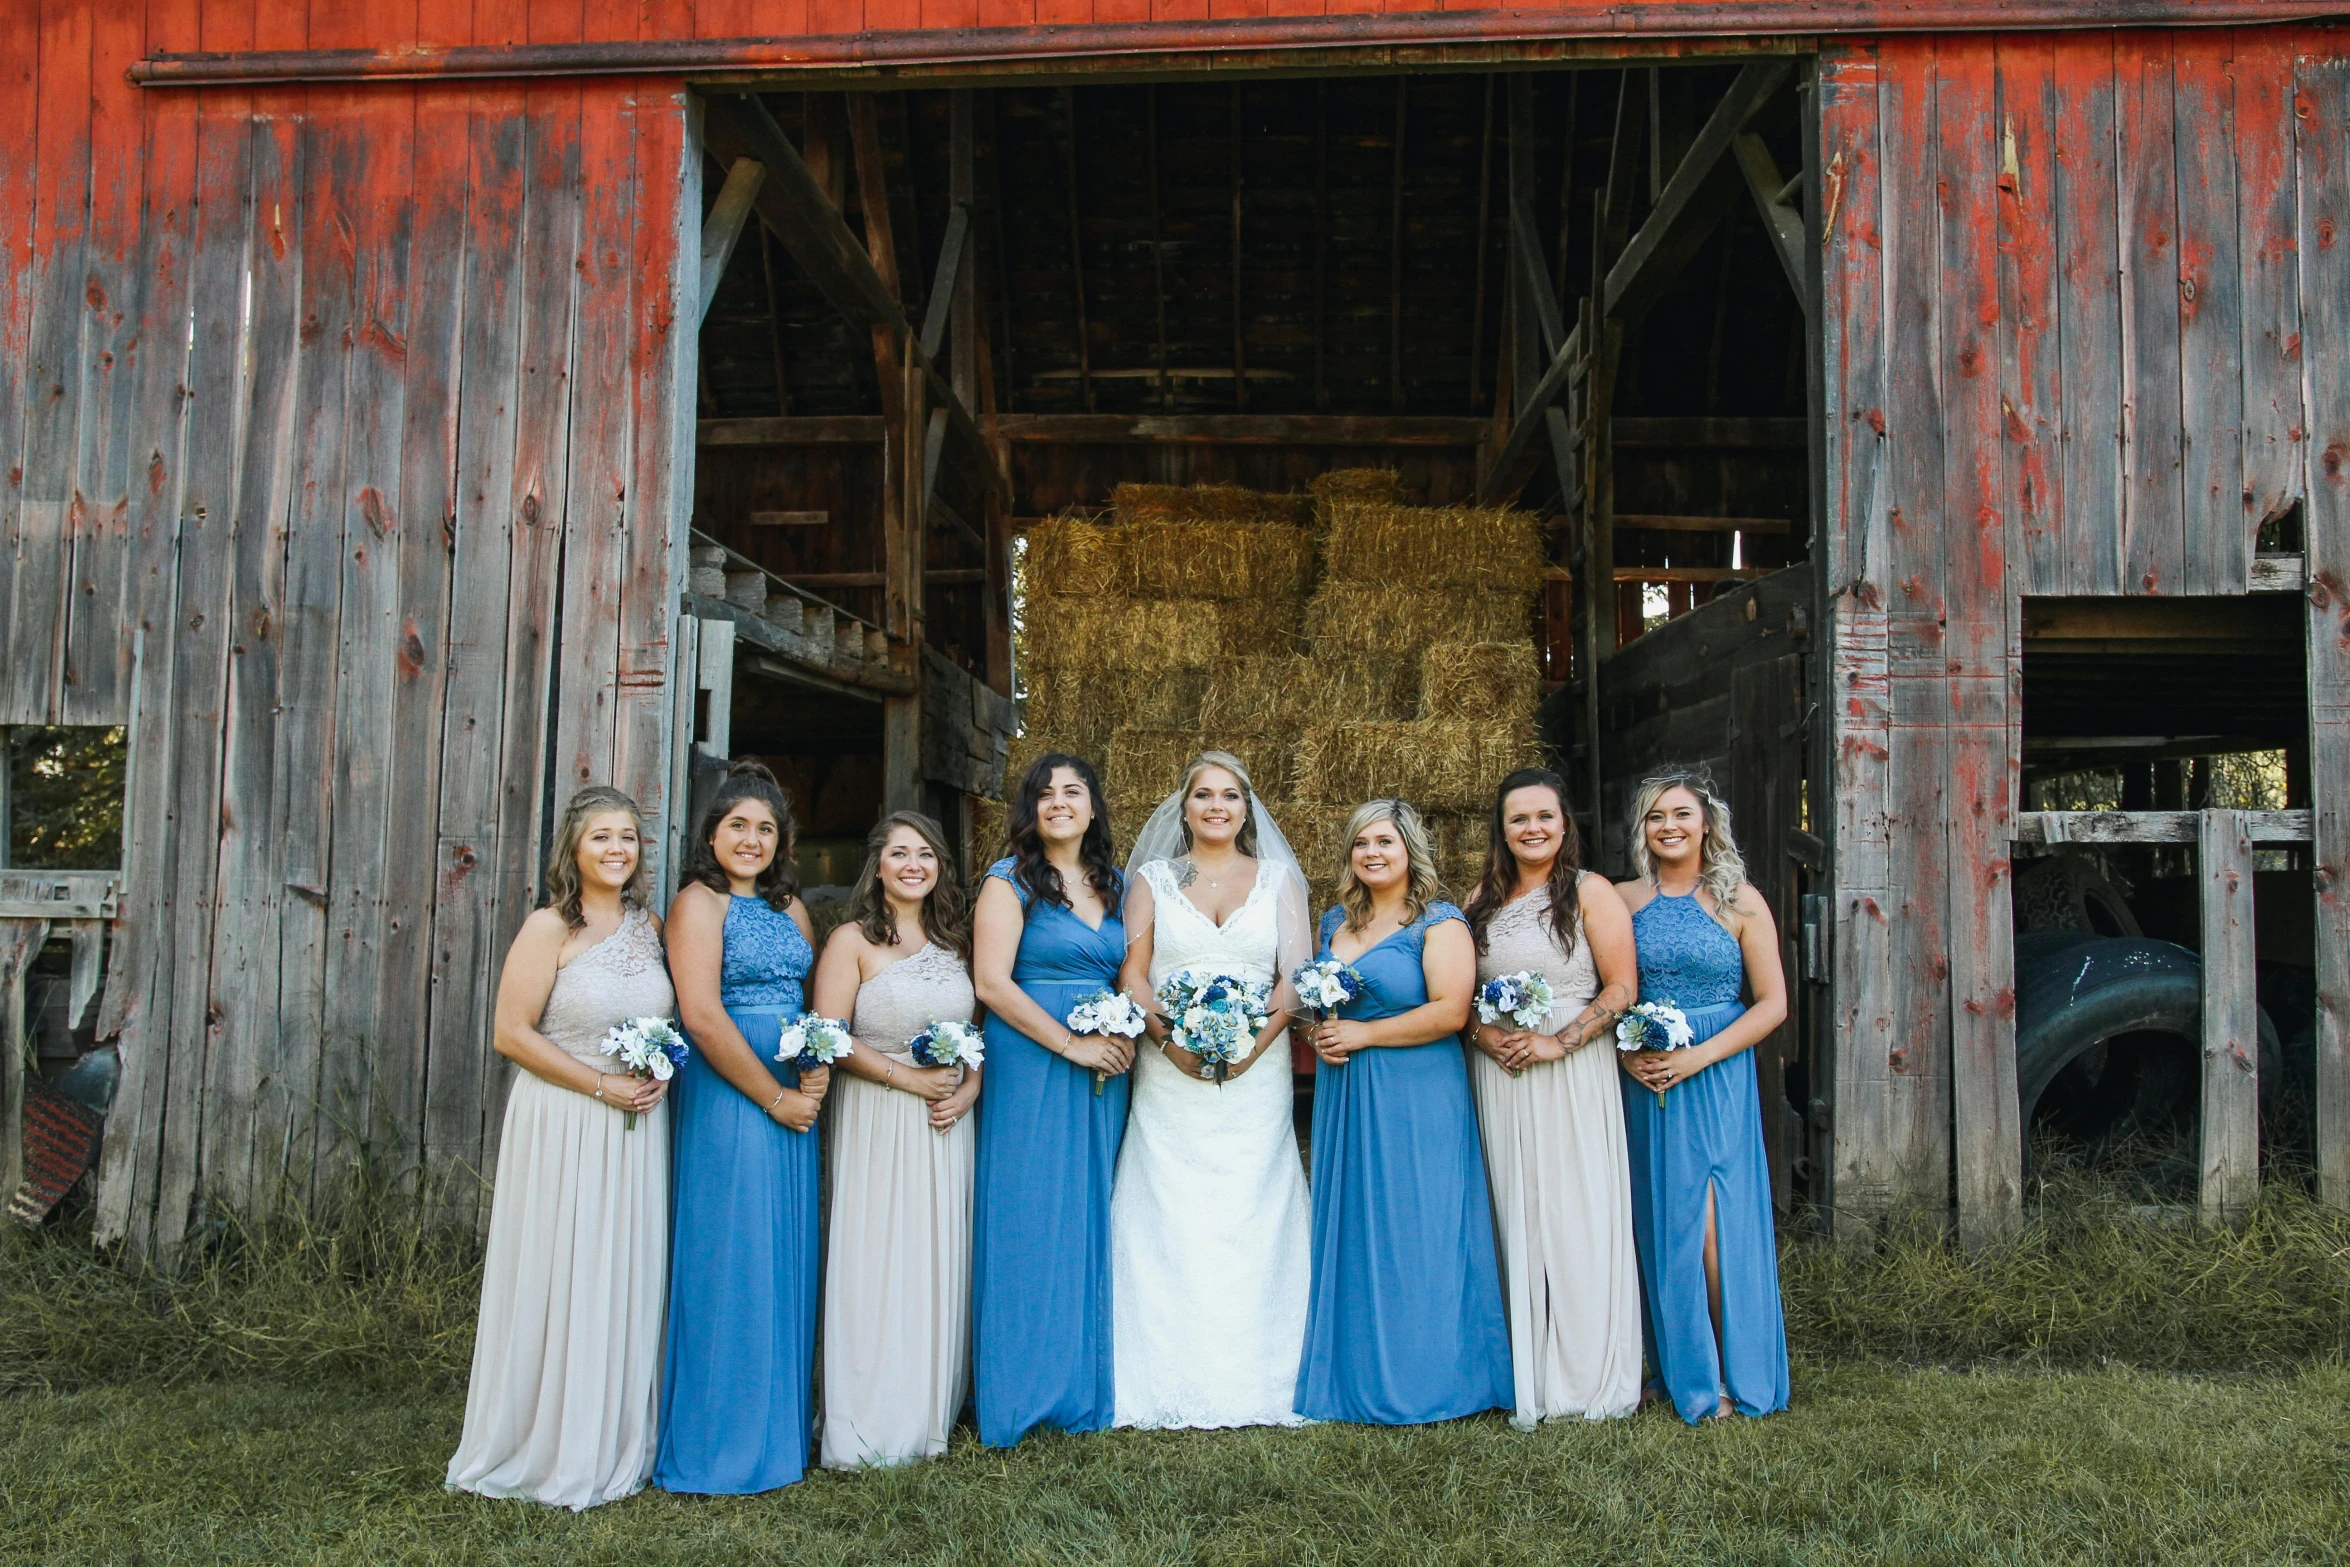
left=1111, top=750, right=1314, bottom=1429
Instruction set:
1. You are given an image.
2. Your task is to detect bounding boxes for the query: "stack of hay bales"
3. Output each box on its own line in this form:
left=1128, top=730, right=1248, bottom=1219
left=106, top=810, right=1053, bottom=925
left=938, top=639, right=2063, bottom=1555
left=1007, top=472, right=1545, bottom=907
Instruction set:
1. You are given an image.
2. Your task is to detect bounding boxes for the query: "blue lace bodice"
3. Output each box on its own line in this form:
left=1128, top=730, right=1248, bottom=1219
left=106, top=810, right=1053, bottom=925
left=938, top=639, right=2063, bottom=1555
left=1630, top=891, right=1744, bottom=1011
left=986, top=856, right=1126, bottom=989
left=721, top=894, right=811, bottom=1010
left=1316, top=901, right=1468, bottom=1023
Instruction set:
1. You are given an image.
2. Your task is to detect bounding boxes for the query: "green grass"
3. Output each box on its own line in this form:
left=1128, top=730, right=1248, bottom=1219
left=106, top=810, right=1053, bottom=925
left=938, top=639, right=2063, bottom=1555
left=5, top=1172, right=2349, bottom=1564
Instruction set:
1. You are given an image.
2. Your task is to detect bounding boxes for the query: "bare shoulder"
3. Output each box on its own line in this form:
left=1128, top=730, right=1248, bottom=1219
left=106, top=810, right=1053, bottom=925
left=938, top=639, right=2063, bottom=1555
left=784, top=895, right=817, bottom=943
left=823, top=919, right=872, bottom=958
left=668, top=880, right=728, bottom=928
left=512, top=905, right=572, bottom=950
left=1578, top=873, right=1630, bottom=914
left=1614, top=878, right=1657, bottom=915
left=1724, top=881, right=1774, bottom=929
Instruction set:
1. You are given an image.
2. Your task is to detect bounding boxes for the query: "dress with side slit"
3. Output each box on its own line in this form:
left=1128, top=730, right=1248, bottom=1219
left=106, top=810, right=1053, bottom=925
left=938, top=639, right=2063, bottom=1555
left=1622, top=889, right=1789, bottom=1424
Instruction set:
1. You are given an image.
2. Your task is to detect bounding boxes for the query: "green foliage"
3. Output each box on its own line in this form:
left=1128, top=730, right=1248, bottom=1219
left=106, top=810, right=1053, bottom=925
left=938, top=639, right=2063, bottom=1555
left=7, top=724, right=125, bottom=869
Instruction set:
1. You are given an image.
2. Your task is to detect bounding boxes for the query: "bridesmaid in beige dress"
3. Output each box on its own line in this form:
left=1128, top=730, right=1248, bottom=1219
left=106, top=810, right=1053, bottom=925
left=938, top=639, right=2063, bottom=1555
left=810, top=810, right=983, bottom=1468
left=448, top=787, right=675, bottom=1510
left=1460, top=767, right=1645, bottom=1427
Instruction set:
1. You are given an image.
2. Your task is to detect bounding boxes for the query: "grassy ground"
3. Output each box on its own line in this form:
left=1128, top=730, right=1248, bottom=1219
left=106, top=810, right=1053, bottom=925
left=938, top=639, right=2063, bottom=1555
left=5, top=1173, right=2348, bottom=1564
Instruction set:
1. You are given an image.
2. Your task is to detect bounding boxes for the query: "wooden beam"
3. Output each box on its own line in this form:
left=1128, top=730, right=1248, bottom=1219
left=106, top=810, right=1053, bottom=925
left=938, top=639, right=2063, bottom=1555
left=1481, top=59, right=1794, bottom=503
left=700, top=415, right=885, bottom=444
left=2011, top=809, right=2312, bottom=844
left=1232, top=82, right=1249, bottom=411
left=917, top=201, right=970, bottom=363
left=699, top=157, right=767, bottom=328
left=2200, top=808, right=2261, bottom=1224
left=1732, top=131, right=1808, bottom=304
left=782, top=569, right=990, bottom=587
left=1061, top=86, right=1093, bottom=412
left=1616, top=513, right=1795, bottom=533
left=704, top=94, right=905, bottom=337
left=758, top=227, right=790, bottom=415
left=697, top=412, right=1502, bottom=447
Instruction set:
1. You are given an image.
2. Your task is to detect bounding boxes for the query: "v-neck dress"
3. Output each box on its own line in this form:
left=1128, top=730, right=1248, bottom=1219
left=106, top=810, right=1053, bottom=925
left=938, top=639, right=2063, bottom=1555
left=971, top=857, right=1130, bottom=1447
left=1295, top=902, right=1512, bottom=1425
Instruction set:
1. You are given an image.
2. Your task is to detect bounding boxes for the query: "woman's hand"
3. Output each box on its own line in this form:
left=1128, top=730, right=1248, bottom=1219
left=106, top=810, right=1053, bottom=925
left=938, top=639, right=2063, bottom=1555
left=1624, top=1049, right=1705, bottom=1093
left=798, top=1064, right=832, bottom=1105
left=930, top=1071, right=979, bottom=1132
left=1159, top=1036, right=1207, bottom=1078
left=1312, top=1017, right=1375, bottom=1065
left=1523, top=1031, right=1570, bottom=1064
left=592, top=1071, right=666, bottom=1116
left=769, top=1088, right=823, bottom=1132
left=1064, top=1032, right=1134, bottom=1076
left=891, top=1062, right=962, bottom=1102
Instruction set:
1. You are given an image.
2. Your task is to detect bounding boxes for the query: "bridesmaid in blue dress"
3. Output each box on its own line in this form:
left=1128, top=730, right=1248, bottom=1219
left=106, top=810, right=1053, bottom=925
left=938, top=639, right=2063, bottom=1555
left=655, top=763, right=831, bottom=1492
left=1614, top=771, right=1791, bottom=1424
left=1297, top=798, right=1511, bottom=1424
left=970, top=752, right=1137, bottom=1446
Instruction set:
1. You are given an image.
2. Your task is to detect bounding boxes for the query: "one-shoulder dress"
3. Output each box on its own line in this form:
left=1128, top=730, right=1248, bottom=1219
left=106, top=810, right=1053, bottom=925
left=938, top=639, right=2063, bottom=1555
left=1623, top=889, right=1789, bottom=1423
left=447, top=906, right=674, bottom=1510
left=654, top=894, right=821, bottom=1493
left=1295, top=901, right=1511, bottom=1425
left=1471, top=880, right=1643, bottom=1426
left=971, top=857, right=1130, bottom=1447
left=821, top=940, right=979, bottom=1468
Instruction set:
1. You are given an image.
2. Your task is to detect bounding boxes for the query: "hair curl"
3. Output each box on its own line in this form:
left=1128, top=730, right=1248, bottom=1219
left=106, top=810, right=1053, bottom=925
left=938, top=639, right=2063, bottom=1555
left=848, top=810, right=973, bottom=962
left=682, top=761, right=801, bottom=911
left=543, top=786, right=651, bottom=931
left=1335, top=797, right=1443, bottom=933
left=1007, top=752, right=1122, bottom=910
left=1629, top=768, right=1749, bottom=922
left=1175, top=750, right=1261, bottom=859
left=1463, top=768, right=1583, bottom=957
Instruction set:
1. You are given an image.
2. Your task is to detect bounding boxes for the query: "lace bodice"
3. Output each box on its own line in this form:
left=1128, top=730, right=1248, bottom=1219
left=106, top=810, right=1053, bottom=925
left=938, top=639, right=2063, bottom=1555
left=850, top=941, right=976, bottom=1061
left=1477, top=879, right=1598, bottom=1032
left=538, top=907, right=677, bottom=1065
left=1139, top=858, right=1290, bottom=991
left=721, top=895, right=811, bottom=1009
left=1630, top=891, right=1744, bottom=1011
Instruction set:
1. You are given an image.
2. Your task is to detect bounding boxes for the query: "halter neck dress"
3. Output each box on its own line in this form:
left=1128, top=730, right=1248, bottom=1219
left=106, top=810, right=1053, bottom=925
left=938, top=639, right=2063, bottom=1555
left=1623, top=889, right=1789, bottom=1423
left=971, top=857, right=1130, bottom=1447
left=654, top=893, right=821, bottom=1492
left=1295, top=901, right=1511, bottom=1425
left=821, top=939, right=978, bottom=1469
left=446, top=906, right=673, bottom=1510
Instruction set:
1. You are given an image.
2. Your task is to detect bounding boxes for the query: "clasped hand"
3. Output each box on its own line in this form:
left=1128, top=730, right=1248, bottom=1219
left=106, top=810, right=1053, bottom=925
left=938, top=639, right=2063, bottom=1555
left=1064, top=1031, right=1134, bottom=1076
left=593, top=1072, right=668, bottom=1115
left=1475, top=1026, right=1571, bottom=1073
left=1310, top=1017, right=1374, bottom=1065
left=767, top=1064, right=832, bottom=1132
left=1620, top=1049, right=1701, bottom=1092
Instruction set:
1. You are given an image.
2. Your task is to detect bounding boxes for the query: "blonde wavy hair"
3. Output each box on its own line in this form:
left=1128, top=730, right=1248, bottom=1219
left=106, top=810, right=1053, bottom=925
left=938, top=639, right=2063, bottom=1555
left=544, top=786, right=651, bottom=931
left=1335, top=798, right=1444, bottom=932
left=1629, top=770, right=1748, bottom=920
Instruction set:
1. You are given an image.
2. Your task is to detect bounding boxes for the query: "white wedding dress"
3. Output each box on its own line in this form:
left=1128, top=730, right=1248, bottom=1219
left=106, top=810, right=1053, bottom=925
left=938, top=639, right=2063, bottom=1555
left=1110, top=857, right=1313, bottom=1429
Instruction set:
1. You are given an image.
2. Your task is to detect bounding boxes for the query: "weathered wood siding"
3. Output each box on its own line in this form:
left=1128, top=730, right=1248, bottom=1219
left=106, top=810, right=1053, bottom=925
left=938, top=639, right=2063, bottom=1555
left=1819, top=27, right=2347, bottom=1224
left=1, top=2, right=696, bottom=1255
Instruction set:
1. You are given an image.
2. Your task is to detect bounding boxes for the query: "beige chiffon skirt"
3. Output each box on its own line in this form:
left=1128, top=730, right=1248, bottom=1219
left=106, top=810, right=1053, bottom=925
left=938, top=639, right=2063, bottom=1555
left=1469, top=1039, right=1644, bottom=1427
left=821, top=1069, right=975, bottom=1467
left=446, top=1071, right=670, bottom=1510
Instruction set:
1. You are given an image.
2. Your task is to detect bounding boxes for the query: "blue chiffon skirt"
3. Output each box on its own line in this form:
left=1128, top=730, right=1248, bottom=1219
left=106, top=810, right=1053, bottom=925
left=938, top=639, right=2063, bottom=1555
left=1295, top=1039, right=1512, bottom=1424
left=653, top=1005, right=821, bottom=1492
left=1621, top=1000, right=1790, bottom=1423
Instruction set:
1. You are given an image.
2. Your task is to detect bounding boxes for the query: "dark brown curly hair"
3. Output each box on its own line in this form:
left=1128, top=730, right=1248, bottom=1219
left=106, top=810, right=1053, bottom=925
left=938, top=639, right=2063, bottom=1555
left=1007, top=751, right=1121, bottom=910
left=847, top=810, right=973, bottom=962
left=1463, top=768, right=1584, bottom=957
left=682, top=761, right=801, bottom=911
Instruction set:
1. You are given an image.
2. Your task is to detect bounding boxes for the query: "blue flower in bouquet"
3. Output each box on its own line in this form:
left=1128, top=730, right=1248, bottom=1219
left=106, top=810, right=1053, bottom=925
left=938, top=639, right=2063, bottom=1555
left=1291, top=957, right=1363, bottom=1018
left=908, top=1019, right=986, bottom=1070
left=1155, top=968, right=1272, bottom=1085
left=1615, top=999, right=1697, bottom=1105
left=1475, top=971, right=1555, bottom=1030
left=775, top=1015, right=854, bottom=1071
left=599, top=1016, right=688, bottom=1129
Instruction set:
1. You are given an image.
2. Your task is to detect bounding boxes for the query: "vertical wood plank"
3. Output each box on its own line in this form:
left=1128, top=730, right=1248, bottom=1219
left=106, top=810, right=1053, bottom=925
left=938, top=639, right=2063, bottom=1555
left=0, top=0, right=40, bottom=710
left=1818, top=42, right=1901, bottom=1224
left=1996, top=36, right=2066, bottom=596
left=2299, top=51, right=2350, bottom=1211
left=2117, top=31, right=2186, bottom=595
left=2235, top=28, right=2305, bottom=547
left=2173, top=33, right=2248, bottom=594
left=0, top=919, right=55, bottom=1204
left=2198, top=807, right=2260, bottom=1222
left=1880, top=36, right=1953, bottom=1219
left=425, top=84, right=528, bottom=1228
left=2050, top=31, right=2124, bottom=596
left=1940, top=36, right=2021, bottom=1242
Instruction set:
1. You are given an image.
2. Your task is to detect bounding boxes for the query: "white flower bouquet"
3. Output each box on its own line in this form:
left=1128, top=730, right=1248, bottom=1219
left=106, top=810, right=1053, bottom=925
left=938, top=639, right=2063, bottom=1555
left=1156, top=969, right=1274, bottom=1086
left=908, top=1019, right=986, bottom=1071
left=775, top=1014, right=854, bottom=1072
left=1291, top=957, right=1364, bottom=1021
left=1476, top=971, right=1556, bottom=1030
left=599, top=1015, right=688, bottom=1130
left=1615, top=999, right=1697, bottom=1104
left=1066, top=989, right=1148, bottom=1095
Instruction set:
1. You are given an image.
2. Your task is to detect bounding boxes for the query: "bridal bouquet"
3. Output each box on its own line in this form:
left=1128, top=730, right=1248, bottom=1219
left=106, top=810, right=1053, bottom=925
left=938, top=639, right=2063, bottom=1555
left=1476, top=971, right=1556, bottom=1031
left=1291, top=957, right=1364, bottom=1021
left=908, top=1019, right=986, bottom=1071
left=1066, top=989, right=1148, bottom=1095
left=775, top=1015, right=854, bottom=1072
left=1156, top=969, right=1274, bottom=1086
left=1615, top=999, right=1697, bottom=1105
left=599, top=1016, right=688, bottom=1130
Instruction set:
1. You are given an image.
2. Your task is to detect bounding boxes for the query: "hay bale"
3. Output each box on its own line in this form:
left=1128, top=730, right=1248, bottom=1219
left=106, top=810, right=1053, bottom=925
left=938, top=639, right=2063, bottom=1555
left=1024, top=664, right=1211, bottom=748
left=1103, top=728, right=1298, bottom=814
left=1322, top=500, right=1546, bottom=590
left=1111, top=482, right=1311, bottom=527
left=1019, top=514, right=1116, bottom=596
left=1294, top=718, right=1543, bottom=812
left=1101, top=520, right=1315, bottom=602
left=1198, top=655, right=1422, bottom=734
left=1420, top=641, right=1543, bottom=723
left=1310, top=468, right=1401, bottom=526
left=1303, top=583, right=1531, bottom=657
left=1021, top=597, right=1222, bottom=670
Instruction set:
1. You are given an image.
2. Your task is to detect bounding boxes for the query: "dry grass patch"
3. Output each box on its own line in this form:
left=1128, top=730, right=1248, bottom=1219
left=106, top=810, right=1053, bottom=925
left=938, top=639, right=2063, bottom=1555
left=1197, top=655, right=1423, bottom=734
left=1321, top=501, right=1545, bottom=591
left=1303, top=583, right=1532, bottom=658
left=1421, top=641, right=1543, bottom=724
left=1295, top=720, right=1543, bottom=814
